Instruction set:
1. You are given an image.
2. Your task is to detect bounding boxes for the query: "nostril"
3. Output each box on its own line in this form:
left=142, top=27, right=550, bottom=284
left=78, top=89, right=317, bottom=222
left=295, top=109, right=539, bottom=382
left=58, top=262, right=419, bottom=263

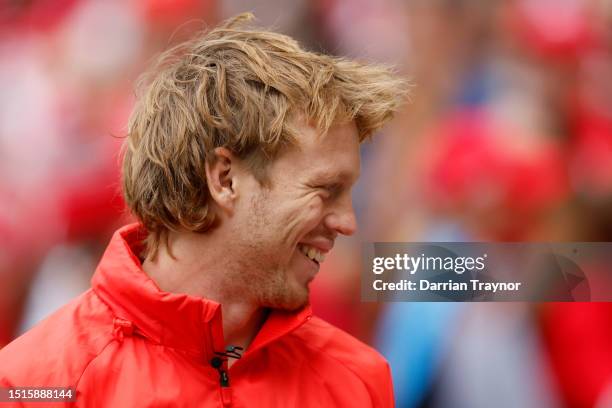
left=339, top=214, right=357, bottom=236
left=324, top=213, right=356, bottom=236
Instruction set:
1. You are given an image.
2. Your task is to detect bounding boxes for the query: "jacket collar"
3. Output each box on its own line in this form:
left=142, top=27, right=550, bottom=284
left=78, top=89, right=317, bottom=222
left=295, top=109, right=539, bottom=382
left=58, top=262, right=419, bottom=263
left=92, top=223, right=312, bottom=361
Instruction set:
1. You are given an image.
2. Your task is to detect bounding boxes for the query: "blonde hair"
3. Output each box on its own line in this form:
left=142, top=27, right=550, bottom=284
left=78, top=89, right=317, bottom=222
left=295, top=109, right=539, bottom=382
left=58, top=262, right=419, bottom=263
left=122, top=13, right=408, bottom=258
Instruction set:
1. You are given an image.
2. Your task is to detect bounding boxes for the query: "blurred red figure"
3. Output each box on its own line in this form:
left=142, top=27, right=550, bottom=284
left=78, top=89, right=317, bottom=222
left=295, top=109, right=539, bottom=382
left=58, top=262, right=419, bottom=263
left=424, top=110, right=568, bottom=240
left=505, top=0, right=598, bottom=61
left=540, top=39, right=612, bottom=408
left=540, top=302, right=612, bottom=408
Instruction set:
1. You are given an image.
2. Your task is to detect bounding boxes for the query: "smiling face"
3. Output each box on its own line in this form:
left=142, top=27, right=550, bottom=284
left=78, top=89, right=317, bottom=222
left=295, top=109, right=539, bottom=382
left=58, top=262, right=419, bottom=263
left=228, top=120, right=361, bottom=311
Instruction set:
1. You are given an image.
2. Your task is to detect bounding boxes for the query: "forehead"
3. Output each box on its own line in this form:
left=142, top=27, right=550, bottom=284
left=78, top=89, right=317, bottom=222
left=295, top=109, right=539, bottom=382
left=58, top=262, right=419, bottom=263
left=277, top=120, right=361, bottom=181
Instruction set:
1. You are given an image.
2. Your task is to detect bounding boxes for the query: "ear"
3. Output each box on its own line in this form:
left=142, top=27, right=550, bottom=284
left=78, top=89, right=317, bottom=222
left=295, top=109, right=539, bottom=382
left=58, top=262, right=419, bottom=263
left=205, top=147, right=238, bottom=215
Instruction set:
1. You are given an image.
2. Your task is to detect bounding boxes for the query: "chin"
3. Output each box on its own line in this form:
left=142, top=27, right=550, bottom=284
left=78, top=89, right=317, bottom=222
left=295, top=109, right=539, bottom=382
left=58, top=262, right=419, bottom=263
left=266, top=286, right=309, bottom=312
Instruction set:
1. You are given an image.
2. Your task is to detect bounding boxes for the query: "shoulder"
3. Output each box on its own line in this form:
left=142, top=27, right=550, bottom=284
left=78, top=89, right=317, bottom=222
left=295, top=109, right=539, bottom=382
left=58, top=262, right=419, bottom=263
left=287, top=316, right=394, bottom=406
left=0, top=290, right=115, bottom=387
left=292, top=316, right=389, bottom=371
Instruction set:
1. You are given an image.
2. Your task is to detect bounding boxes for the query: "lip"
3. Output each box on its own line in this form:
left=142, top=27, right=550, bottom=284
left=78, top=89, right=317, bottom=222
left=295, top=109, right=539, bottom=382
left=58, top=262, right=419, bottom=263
left=296, top=247, right=321, bottom=281
left=300, top=250, right=320, bottom=267
left=297, top=239, right=334, bottom=254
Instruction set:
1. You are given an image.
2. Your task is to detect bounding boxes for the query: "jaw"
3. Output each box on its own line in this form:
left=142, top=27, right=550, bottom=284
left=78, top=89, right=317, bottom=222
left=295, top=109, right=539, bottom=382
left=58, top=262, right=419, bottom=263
left=261, top=254, right=312, bottom=311
left=290, top=246, right=320, bottom=287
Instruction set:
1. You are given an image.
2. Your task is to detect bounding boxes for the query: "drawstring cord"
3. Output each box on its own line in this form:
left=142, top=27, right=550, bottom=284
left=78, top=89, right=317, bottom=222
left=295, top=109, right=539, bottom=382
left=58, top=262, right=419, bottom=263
left=214, top=346, right=244, bottom=360
left=113, top=318, right=134, bottom=342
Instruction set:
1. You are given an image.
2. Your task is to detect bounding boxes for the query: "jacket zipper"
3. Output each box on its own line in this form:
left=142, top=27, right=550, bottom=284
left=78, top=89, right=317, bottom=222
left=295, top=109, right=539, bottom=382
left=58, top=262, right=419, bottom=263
left=210, top=356, right=232, bottom=406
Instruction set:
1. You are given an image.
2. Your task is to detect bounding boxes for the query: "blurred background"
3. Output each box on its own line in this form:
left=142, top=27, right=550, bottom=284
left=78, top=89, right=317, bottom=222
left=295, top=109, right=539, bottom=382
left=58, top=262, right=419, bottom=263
left=1, top=0, right=612, bottom=407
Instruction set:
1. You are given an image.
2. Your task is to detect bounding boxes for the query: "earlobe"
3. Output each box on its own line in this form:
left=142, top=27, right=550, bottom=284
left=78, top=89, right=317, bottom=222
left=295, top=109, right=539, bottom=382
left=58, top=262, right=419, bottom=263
left=205, top=147, right=237, bottom=214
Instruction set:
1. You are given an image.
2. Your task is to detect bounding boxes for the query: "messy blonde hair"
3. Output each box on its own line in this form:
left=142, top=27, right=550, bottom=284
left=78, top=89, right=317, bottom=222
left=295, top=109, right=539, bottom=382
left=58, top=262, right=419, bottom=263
left=122, top=13, right=408, bottom=258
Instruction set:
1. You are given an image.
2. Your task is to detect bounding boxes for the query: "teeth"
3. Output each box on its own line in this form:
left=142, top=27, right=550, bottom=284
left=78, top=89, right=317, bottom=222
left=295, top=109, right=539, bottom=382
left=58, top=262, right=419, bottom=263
left=300, top=244, right=326, bottom=263
left=308, top=248, right=316, bottom=260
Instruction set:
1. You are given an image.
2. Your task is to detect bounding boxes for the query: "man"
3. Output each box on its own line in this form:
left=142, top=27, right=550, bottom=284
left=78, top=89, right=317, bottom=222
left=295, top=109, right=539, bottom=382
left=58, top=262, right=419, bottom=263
left=0, top=13, right=407, bottom=407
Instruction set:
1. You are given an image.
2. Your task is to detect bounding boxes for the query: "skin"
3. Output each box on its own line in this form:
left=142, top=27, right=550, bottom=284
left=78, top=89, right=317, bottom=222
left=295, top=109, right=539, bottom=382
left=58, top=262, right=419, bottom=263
left=143, top=119, right=360, bottom=357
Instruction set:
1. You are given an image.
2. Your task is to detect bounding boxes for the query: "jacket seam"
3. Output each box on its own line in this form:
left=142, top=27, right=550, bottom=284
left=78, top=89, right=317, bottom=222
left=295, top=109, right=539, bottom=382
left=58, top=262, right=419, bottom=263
left=73, top=339, right=117, bottom=392
left=72, top=290, right=120, bottom=392
left=91, top=286, right=117, bottom=319
left=90, top=289, right=207, bottom=362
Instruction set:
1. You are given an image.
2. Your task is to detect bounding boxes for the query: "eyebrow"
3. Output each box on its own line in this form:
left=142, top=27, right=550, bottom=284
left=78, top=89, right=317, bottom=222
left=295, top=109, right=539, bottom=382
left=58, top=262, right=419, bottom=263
left=310, top=169, right=360, bottom=186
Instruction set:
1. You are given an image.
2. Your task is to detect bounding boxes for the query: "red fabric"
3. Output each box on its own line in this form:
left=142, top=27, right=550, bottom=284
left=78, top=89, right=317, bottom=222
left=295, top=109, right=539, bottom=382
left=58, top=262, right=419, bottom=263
left=0, top=0, right=79, bottom=35
left=540, top=303, right=612, bottom=408
left=570, top=103, right=612, bottom=198
left=0, top=224, right=393, bottom=407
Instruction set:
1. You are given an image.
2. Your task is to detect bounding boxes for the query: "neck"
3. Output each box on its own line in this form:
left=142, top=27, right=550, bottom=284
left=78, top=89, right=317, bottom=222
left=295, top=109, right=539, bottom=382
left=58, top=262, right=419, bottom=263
left=142, top=230, right=266, bottom=351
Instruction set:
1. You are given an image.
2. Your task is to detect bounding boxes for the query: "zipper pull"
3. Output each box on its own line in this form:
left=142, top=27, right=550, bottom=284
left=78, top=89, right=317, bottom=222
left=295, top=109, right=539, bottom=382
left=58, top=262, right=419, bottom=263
left=210, top=357, right=232, bottom=405
left=210, top=357, right=230, bottom=387
left=219, top=370, right=229, bottom=387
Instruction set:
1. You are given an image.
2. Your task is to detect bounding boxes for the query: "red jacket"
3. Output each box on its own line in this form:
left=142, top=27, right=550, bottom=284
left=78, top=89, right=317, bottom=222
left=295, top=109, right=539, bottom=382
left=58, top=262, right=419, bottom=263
left=0, top=224, right=394, bottom=407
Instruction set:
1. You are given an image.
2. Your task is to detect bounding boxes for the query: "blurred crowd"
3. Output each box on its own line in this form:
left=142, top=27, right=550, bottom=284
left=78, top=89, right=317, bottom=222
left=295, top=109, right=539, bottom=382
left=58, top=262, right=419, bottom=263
left=1, top=1, right=612, bottom=407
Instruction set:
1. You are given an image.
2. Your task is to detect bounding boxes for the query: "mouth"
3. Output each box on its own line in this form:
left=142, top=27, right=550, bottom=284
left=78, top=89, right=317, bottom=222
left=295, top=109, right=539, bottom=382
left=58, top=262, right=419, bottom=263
left=298, top=244, right=326, bottom=266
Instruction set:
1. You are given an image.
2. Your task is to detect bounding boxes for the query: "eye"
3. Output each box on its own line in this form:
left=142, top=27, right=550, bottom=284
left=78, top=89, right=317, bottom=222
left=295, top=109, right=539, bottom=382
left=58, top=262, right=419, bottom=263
left=318, top=183, right=342, bottom=198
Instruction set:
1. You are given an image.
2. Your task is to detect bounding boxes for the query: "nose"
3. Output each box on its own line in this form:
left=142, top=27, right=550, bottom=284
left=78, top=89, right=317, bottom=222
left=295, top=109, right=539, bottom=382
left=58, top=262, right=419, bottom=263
left=324, top=198, right=358, bottom=236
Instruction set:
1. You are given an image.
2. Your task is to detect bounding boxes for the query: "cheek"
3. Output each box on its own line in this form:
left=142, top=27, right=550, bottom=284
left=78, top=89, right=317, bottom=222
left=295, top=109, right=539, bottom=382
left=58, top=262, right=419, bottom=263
left=296, top=196, right=326, bottom=228
left=306, top=196, right=325, bottom=216
left=279, top=195, right=326, bottom=239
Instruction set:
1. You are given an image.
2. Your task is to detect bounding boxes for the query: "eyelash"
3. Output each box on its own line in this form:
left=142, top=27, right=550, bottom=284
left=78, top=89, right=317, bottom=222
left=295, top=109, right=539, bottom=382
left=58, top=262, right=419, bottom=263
left=319, top=184, right=342, bottom=197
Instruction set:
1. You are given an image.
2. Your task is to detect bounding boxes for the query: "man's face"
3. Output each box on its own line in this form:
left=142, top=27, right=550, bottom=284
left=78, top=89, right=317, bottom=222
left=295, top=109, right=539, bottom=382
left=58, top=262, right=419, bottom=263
left=229, top=121, right=361, bottom=311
